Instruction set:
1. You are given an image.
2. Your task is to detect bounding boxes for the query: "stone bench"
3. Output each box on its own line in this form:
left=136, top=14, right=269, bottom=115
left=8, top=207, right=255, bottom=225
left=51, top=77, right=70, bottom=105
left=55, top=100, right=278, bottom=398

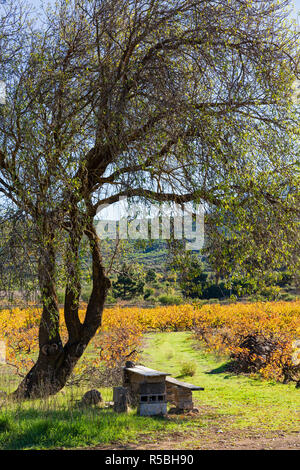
left=166, top=376, right=204, bottom=411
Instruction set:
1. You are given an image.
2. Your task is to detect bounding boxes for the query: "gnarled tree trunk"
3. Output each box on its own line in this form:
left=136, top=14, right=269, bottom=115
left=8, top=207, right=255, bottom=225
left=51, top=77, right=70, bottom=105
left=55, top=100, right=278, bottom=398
left=13, top=222, right=110, bottom=399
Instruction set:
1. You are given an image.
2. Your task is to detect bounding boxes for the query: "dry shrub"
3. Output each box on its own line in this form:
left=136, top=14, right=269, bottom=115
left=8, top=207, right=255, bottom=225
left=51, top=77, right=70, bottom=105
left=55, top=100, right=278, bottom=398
left=193, top=302, right=300, bottom=383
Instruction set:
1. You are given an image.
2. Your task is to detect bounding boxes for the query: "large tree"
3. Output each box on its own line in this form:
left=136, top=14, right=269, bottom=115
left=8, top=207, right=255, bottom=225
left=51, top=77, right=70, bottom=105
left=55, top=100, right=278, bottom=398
left=0, top=0, right=299, bottom=397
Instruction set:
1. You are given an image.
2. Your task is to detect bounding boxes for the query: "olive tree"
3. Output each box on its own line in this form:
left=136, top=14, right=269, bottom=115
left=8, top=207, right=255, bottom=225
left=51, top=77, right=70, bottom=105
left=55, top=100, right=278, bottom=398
left=0, top=0, right=299, bottom=397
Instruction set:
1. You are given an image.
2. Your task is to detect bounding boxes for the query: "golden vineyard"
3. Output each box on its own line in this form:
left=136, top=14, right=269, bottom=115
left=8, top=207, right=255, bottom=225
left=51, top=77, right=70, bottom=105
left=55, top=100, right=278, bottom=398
left=1, top=301, right=299, bottom=384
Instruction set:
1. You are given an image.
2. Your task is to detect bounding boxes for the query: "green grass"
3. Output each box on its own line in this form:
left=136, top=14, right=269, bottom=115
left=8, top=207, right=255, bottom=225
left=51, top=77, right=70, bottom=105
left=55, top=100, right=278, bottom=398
left=0, top=406, right=179, bottom=450
left=0, top=384, right=197, bottom=450
left=0, top=331, right=299, bottom=449
left=143, top=332, right=300, bottom=432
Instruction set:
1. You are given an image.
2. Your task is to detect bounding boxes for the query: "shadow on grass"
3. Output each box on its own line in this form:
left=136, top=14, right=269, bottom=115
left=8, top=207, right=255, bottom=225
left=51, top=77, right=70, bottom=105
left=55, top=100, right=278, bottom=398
left=205, top=361, right=237, bottom=376
left=174, top=374, right=191, bottom=379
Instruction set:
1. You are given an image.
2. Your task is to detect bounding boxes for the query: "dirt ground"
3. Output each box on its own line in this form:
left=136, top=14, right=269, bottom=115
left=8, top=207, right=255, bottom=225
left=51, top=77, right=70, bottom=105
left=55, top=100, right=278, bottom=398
left=86, top=427, right=300, bottom=450
left=86, top=432, right=300, bottom=450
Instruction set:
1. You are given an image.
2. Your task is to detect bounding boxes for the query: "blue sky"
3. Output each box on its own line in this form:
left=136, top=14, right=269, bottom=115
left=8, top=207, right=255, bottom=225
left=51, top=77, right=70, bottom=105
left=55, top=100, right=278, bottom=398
left=1, top=1, right=299, bottom=21
left=290, top=0, right=300, bottom=17
left=24, top=0, right=300, bottom=19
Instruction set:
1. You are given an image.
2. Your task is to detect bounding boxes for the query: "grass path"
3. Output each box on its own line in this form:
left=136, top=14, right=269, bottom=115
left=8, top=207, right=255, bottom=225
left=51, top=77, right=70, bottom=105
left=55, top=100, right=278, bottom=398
left=142, top=332, right=300, bottom=433
left=89, top=332, right=300, bottom=450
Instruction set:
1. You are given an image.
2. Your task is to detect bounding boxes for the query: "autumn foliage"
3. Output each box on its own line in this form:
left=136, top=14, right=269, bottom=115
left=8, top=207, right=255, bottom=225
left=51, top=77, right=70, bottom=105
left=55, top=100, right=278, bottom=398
left=0, top=301, right=299, bottom=384
left=192, top=301, right=300, bottom=383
